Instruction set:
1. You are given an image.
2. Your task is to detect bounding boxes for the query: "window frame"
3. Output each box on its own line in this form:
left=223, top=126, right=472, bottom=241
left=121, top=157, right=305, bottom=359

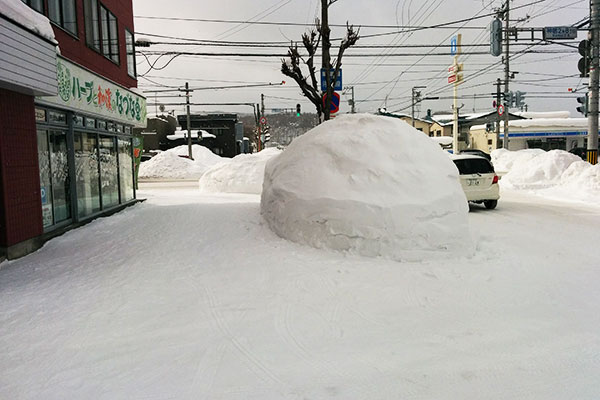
left=99, top=3, right=120, bottom=64
left=125, top=29, right=136, bottom=78
left=21, top=0, right=45, bottom=14
left=47, top=0, right=79, bottom=38
left=84, top=0, right=100, bottom=51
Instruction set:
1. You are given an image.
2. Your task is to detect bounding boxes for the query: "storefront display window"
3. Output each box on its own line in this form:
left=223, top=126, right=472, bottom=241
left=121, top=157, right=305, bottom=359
left=99, top=135, right=119, bottom=208
left=75, top=131, right=101, bottom=217
left=37, top=130, right=53, bottom=228
left=49, top=131, right=71, bottom=223
left=118, top=138, right=134, bottom=202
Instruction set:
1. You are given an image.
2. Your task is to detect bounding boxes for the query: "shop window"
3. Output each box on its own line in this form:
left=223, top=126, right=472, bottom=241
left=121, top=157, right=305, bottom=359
left=48, top=0, right=77, bottom=36
left=118, top=138, right=135, bottom=202
left=74, top=132, right=101, bottom=217
left=84, top=0, right=100, bottom=51
left=37, top=131, right=53, bottom=228
left=37, top=130, right=71, bottom=228
left=99, top=136, right=119, bottom=208
left=21, top=0, right=44, bottom=13
left=125, top=29, right=136, bottom=78
left=100, top=5, right=119, bottom=63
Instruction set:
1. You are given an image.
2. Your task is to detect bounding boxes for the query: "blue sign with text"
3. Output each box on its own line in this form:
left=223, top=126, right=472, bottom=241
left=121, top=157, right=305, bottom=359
left=321, top=68, right=342, bottom=91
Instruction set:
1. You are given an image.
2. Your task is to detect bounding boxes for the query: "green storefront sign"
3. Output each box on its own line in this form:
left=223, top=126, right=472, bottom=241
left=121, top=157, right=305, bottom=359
left=38, top=56, right=147, bottom=127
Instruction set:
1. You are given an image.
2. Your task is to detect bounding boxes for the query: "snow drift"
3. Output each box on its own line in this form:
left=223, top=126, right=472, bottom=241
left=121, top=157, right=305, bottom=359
left=139, top=145, right=223, bottom=179
left=261, top=114, right=472, bottom=261
left=492, top=148, right=600, bottom=203
left=493, top=149, right=582, bottom=189
left=198, top=148, right=282, bottom=194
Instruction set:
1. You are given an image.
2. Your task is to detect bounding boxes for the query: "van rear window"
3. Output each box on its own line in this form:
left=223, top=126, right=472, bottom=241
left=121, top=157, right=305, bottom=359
left=453, top=158, right=494, bottom=174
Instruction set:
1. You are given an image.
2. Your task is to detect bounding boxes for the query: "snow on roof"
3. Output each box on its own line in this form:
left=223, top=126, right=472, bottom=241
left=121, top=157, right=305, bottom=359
left=430, top=136, right=453, bottom=146
left=471, top=117, right=590, bottom=132
left=514, top=111, right=571, bottom=119
left=168, top=129, right=216, bottom=140
left=0, top=0, right=56, bottom=43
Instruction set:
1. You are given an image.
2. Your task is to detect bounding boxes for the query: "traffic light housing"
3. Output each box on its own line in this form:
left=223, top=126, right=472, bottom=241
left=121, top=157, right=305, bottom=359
left=490, top=18, right=502, bottom=57
left=578, top=40, right=591, bottom=78
left=504, top=91, right=514, bottom=108
left=576, top=93, right=588, bottom=116
left=296, top=103, right=301, bottom=116
left=515, top=91, right=526, bottom=108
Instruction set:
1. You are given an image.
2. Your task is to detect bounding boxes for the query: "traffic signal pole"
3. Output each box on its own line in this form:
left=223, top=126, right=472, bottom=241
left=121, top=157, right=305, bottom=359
left=589, top=0, right=599, bottom=164
left=503, top=0, right=511, bottom=149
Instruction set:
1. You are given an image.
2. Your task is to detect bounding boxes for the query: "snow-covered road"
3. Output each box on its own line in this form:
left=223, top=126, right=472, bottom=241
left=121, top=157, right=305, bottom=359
left=1, top=182, right=599, bottom=399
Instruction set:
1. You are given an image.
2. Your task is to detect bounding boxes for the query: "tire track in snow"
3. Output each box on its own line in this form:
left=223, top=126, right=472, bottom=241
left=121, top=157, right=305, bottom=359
left=203, top=286, right=285, bottom=388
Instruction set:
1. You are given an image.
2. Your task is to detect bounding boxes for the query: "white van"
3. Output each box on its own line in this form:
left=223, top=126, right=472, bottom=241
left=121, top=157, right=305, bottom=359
left=450, top=154, right=500, bottom=209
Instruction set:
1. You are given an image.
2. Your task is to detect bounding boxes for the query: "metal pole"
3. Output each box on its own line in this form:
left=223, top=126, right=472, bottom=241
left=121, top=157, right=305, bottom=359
left=351, top=86, right=356, bottom=113
left=256, top=103, right=262, bottom=152
left=496, top=78, right=501, bottom=149
left=589, top=0, right=599, bottom=164
left=412, top=87, right=416, bottom=127
left=503, top=0, right=510, bottom=149
left=185, top=82, right=193, bottom=160
left=322, top=0, right=331, bottom=121
left=453, top=82, right=459, bottom=153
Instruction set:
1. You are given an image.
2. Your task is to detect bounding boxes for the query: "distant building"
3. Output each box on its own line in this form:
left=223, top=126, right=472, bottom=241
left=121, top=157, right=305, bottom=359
left=471, top=115, right=594, bottom=152
left=177, top=114, right=245, bottom=157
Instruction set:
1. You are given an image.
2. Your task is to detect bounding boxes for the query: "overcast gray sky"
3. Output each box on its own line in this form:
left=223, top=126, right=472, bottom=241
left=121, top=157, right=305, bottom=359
left=133, top=0, right=588, bottom=117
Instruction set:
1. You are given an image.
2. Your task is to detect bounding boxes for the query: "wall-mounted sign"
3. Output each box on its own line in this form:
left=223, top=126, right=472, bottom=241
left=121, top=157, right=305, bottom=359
left=37, top=57, right=147, bottom=127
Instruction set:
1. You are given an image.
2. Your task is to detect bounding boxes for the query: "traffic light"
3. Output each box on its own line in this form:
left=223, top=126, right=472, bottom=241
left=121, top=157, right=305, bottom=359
left=578, top=40, right=591, bottom=78
left=296, top=103, right=301, bottom=116
left=576, top=93, right=588, bottom=116
left=515, top=91, right=526, bottom=108
left=490, top=18, right=502, bottom=57
left=504, top=91, right=514, bottom=108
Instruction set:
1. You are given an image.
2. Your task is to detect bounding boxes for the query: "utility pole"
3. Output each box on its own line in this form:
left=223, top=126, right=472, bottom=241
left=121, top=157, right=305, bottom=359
left=261, top=93, right=265, bottom=116
left=256, top=103, right=262, bottom=152
left=412, top=86, right=425, bottom=127
left=495, top=78, right=502, bottom=149
left=345, top=86, right=356, bottom=113
left=184, top=82, right=193, bottom=160
left=322, top=0, right=331, bottom=121
left=589, top=0, right=599, bottom=164
left=503, top=0, right=511, bottom=149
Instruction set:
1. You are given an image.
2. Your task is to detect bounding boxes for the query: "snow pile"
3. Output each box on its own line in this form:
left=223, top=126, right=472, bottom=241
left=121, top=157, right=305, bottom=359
left=139, top=145, right=223, bottom=179
left=261, top=114, right=472, bottom=262
left=494, top=149, right=581, bottom=189
left=491, top=148, right=545, bottom=173
left=491, top=148, right=600, bottom=202
left=1, top=0, right=56, bottom=42
left=199, top=148, right=282, bottom=194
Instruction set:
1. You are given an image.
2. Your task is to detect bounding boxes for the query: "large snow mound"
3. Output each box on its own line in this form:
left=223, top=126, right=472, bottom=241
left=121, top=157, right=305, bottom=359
left=495, top=149, right=582, bottom=189
left=198, top=148, right=282, bottom=194
left=139, top=145, right=223, bottom=179
left=261, top=114, right=472, bottom=262
left=491, top=148, right=600, bottom=203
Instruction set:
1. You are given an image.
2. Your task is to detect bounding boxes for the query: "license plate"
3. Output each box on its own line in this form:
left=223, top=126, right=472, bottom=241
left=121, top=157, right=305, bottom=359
left=467, top=179, right=480, bottom=186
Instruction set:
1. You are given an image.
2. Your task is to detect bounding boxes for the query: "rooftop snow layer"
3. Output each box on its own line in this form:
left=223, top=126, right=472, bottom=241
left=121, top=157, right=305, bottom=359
left=0, top=0, right=56, bottom=42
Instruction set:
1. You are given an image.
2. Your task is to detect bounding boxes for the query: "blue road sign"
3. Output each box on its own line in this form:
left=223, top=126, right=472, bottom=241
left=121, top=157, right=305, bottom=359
left=450, top=36, right=458, bottom=56
left=321, top=68, right=342, bottom=91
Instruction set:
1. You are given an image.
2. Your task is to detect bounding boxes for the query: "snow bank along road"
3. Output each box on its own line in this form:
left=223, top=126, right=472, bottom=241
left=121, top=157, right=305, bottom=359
left=1, top=182, right=599, bottom=399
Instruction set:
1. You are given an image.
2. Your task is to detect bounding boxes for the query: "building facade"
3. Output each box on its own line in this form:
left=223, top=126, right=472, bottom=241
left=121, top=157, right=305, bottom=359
left=178, top=114, right=244, bottom=158
left=0, top=0, right=145, bottom=259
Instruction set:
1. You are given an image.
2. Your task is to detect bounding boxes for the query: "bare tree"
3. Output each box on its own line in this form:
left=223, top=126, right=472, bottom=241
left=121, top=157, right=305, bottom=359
left=281, top=0, right=359, bottom=122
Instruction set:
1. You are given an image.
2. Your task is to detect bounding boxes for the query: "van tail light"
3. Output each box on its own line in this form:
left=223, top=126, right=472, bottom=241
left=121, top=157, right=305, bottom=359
left=492, top=175, right=499, bottom=184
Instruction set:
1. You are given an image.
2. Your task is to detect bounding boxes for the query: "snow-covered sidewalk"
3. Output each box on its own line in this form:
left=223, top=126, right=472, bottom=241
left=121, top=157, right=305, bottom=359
left=1, top=182, right=599, bottom=399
